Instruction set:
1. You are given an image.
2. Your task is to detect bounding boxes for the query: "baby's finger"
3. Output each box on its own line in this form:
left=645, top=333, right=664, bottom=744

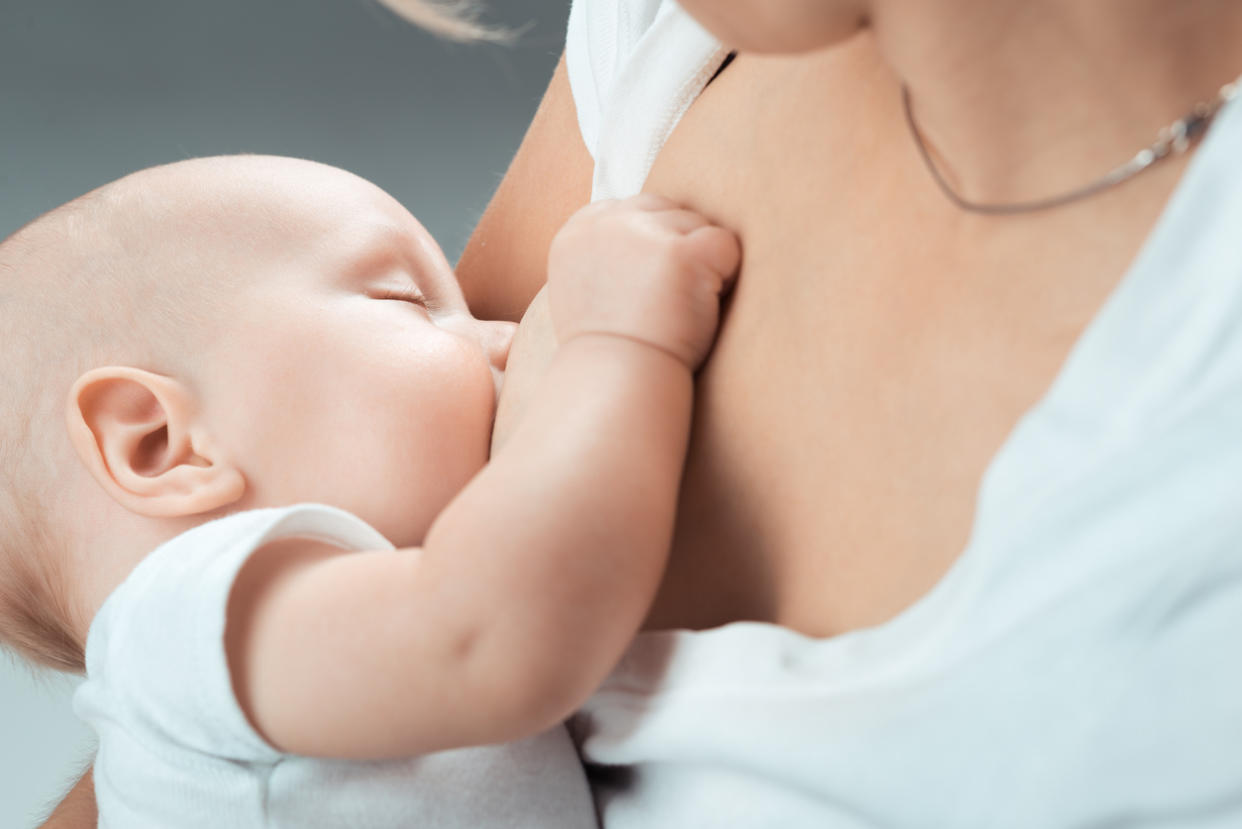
left=629, top=192, right=681, bottom=211
left=648, top=208, right=713, bottom=235
left=685, top=225, right=742, bottom=287
left=577, top=197, right=620, bottom=216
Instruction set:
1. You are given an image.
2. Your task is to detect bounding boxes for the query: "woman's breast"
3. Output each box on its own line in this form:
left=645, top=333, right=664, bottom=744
left=496, top=35, right=1138, bottom=638
left=631, top=41, right=996, bottom=636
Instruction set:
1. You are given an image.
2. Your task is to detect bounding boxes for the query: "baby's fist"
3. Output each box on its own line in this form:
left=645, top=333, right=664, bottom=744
left=548, top=195, right=740, bottom=370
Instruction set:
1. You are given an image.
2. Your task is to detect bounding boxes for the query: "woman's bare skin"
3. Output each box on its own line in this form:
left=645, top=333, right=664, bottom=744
left=493, top=33, right=1199, bottom=638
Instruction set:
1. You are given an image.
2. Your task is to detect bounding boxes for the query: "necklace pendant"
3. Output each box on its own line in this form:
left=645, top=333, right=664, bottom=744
left=1171, top=109, right=1211, bottom=154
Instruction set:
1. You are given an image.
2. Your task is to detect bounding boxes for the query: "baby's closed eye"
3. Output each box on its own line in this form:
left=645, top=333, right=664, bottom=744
left=372, top=285, right=434, bottom=311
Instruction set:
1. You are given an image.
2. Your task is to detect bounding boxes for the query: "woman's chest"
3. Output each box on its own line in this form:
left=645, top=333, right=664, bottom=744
left=634, top=42, right=1172, bottom=636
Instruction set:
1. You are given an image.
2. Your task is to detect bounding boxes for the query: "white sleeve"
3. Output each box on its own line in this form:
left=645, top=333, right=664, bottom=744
left=76, top=504, right=393, bottom=764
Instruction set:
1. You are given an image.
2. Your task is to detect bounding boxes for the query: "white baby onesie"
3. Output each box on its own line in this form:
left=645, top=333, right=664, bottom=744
left=74, top=503, right=597, bottom=828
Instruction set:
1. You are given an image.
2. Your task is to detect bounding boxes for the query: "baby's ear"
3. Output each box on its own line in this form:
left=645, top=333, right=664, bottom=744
left=66, top=367, right=245, bottom=517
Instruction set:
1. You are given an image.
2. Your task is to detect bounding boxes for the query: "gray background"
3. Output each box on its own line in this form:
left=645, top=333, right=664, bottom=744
left=0, top=1, right=567, bottom=824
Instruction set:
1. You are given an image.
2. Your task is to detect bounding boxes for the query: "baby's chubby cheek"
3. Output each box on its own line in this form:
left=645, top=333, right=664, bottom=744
left=490, top=287, right=558, bottom=456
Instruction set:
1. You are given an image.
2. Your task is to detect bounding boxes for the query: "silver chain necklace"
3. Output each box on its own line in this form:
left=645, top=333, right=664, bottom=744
left=902, top=73, right=1242, bottom=215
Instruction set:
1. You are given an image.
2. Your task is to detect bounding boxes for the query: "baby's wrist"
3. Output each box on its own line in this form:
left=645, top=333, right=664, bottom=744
left=556, top=330, right=696, bottom=372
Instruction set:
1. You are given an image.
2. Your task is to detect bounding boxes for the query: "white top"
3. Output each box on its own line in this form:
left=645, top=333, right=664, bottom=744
left=565, top=0, right=725, bottom=200
left=566, top=3, right=1242, bottom=826
left=74, top=504, right=596, bottom=829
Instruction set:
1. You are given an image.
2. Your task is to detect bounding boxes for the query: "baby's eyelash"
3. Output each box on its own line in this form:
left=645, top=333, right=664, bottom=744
left=374, top=286, right=431, bottom=308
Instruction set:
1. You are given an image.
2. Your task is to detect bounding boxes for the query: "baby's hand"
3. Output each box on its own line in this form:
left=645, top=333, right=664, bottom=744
left=548, top=194, right=741, bottom=370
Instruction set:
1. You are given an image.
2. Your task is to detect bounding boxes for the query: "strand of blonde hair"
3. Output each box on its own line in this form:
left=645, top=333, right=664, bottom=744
left=373, top=0, right=512, bottom=43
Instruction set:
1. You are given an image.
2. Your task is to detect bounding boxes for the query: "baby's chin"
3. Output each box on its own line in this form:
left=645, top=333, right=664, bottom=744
left=489, top=288, right=558, bottom=458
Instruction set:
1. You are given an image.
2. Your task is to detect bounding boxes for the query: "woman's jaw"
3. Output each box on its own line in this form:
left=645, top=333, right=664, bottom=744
left=676, top=0, right=869, bottom=54
left=681, top=0, right=1242, bottom=214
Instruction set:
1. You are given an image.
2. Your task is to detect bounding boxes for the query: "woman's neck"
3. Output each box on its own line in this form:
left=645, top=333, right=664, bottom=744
left=869, top=0, right=1242, bottom=206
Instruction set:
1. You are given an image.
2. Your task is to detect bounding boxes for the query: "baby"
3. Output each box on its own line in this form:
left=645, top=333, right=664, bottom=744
left=0, top=154, right=738, bottom=827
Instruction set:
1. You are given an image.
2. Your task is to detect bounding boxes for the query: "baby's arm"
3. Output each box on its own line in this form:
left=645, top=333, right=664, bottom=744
left=227, top=195, right=739, bottom=759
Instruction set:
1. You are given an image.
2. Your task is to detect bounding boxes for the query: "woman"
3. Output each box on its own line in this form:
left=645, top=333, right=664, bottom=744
left=480, top=1, right=1242, bottom=825
left=45, top=0, right=1242, bottom=825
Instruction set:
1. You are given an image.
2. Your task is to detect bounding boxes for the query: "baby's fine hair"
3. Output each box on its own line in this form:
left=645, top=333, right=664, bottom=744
left=0, top=165, right=239, bottom=673
left=0, top=0, right=503, bottom=677
left=0, top=192, right=115, bottom=674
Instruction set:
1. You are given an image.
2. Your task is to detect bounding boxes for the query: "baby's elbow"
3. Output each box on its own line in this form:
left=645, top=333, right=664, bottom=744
left=462, top=639, right=593, bottom=744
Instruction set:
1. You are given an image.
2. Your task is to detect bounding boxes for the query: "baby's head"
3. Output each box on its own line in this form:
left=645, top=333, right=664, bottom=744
left=0, top=155, right=515, bottom=672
